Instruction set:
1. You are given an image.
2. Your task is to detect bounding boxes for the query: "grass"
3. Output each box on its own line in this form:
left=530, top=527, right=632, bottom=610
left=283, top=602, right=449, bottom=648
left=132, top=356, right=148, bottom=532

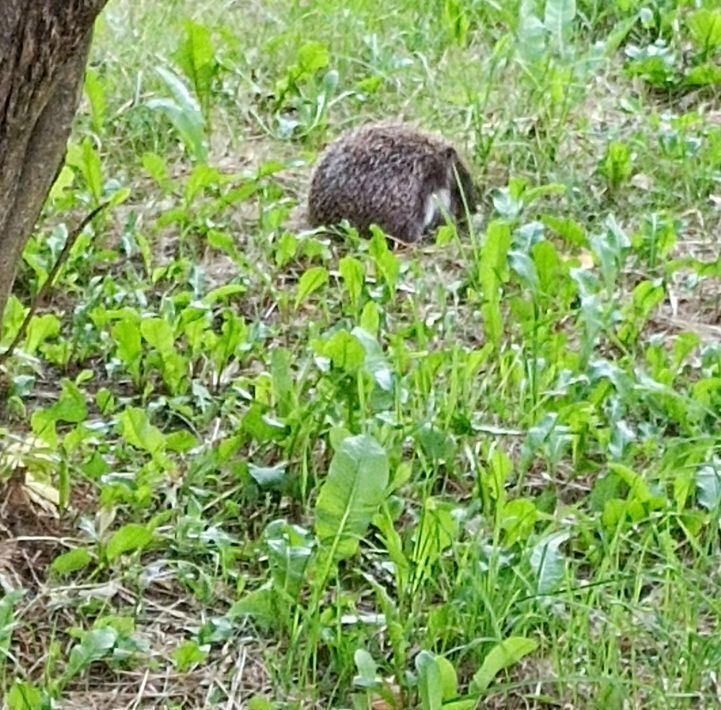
left=2, top=0, right=721, bottom=707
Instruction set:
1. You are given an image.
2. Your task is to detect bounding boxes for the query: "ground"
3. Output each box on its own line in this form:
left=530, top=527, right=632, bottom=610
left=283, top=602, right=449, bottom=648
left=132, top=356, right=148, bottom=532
left=2, top=0, right=721, bottom=708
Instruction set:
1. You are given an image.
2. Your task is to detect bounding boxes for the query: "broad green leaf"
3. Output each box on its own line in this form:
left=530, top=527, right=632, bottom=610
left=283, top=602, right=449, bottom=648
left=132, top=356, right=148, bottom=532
left=596, top=680, right=627, bottom=710
left=295, top=266, right=328, bottom=308
left=148, top=67, right=207, bottom=161
left=687, top=10, right=721, bottom=54
left=31, top=379, right=88, bottom=444
left=499, top=498, right=538, bottom=545
left=320, top=329, right=365, bottom=372
left=684, top=63, right=721, bottom=86
left=360, top=300, right=380, bottom=335
left=518, top=1, right=546, bottom=61
left=48, top=165, right=75, bottom=203
left=203, top=283, right=246, bottom=304
left=601, top=499, right=624, bottom=530
left=112, top=318, right=142, bottom=373
left=540, top=214, right=586, bottom=246
left=109, top=186, right=131, bottom=207
left=52, top=548, right=92, bottom=576
left=117, top=407, right=167, bottom=457
left=608, top=463, right=652, bottom=503
left=52, top=380, right=88, bottom=423
left=65, top=627, right=118, bottom=681
left=492, top=186, right=523, bottom=220
left=624, top=41, right=676, bottom=87
left=229, top=587, right=279, bottom=630
left=630, top=279, right=664, bottom=320
left=84, top=68, right=107, bottom=134
left=184, top=164, right=222, bottom=203
left=590, top=473, right=623, bottom=512
left=530, top=531, right=570, bottom=593
left=415, top=424, right=455, bottom=463
left=673, top=468, right=696, bottom=512
left=95, top=388, right=114, bottom=415
left=0, top=591, right=22, bottom=630
left=6, top=681, right=43, bottom=710
left=242, top=405, right=289, bottom=442
left=263, top=520, right=313, bottom=602
left=696, top=466, right=721, bottom=511
left=479, top=220, right=511, bottom=302
left=155, top=64, right=204, bottom=118
left=297, top=41, right=330, bottom=74
left=607, top=419, right=635, bottom=461
left=480, top=301, right=502, bottom=348
left=80, top=137, right=103, bottom=203
left=173, top=640, right=209, bottom=671
left=353, top=649, right=378, bottom=689
left=25, top=313, right=60, bottom=355
left=314, top=434, right=389, bottom=561
left=248, top=698, right=273, bottom=710
left=339, top=255, right=364, bottom=308
left=206, top=228, right=240, bottom=260
left=544, top=0, right=576, bottom=54
left=369, top=227, right=400, bottom=292
left=106, top=523, right=153, bottom=561
left=416, top=651, right=443, bottom=710
left=165, top=430, right=198, bottom=453
left=435, top=223, right=456, bottom=246
left=140, top=317, right=175, bottom=355
left=173, top=20, right=217, bottom=114
left=257, top=159, right=286, bottom=178
left=522, top=182, right=566, bottom=204
left=274, top=232, right=297, bottom=267
left=508, top=250, right=539, bottom=291
left=352, top=326, right=393, bottom=391
left=373, top=508, right=410, bottom=591
left=142, top=151, right=174, bottom=193
left=249, top=463, right=289, bottom=491
left=436, top=656, right=459, bottom=700
left=589, top=216, right=630, bottom=294
left=488, top=447, right=513, bottom=500
left=472, top=636, right=538, bottom=693
left=271, top=348, right=295, bottom=416
left=532, top=239, right=563, bottom=294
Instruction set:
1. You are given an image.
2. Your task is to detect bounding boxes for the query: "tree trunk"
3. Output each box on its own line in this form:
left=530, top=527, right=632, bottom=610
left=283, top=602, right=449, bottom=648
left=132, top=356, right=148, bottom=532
left=0, top=1, right=108, bottom=330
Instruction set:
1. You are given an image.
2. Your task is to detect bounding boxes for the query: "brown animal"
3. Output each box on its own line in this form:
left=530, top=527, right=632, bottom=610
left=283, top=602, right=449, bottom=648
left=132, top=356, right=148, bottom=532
left=307, top=123, right=476, bottom=243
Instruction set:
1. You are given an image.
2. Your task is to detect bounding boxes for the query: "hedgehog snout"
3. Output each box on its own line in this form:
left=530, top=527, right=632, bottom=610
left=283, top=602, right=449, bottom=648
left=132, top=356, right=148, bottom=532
left=423, top=188, right=452, bottom=231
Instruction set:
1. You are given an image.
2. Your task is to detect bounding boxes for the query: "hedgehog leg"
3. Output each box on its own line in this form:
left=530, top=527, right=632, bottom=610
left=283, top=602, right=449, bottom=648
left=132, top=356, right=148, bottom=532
left=399, top=202, right=428, bottom=243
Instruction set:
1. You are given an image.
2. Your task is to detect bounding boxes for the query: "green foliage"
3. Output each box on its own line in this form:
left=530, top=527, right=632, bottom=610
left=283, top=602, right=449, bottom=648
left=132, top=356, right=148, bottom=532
left=4, top=0, right=721, bottom=706
left=173, top=20, right=219, bottom=125
left=600, top=141, right=632, bottom=190
left=624, top=6, right=721, bottom=87
left=472, top=637, right=539, bottom=694
left=173, top=640, right=209, bottom=671
left=105, top=523, right=154, bottom=561
left=147, top=67, right=207, bottom=161
left=5, top=681, right=43, bottom=710
left=314, top=434, right=389, bottom=561
left=687, top=9, right=721, bottom=58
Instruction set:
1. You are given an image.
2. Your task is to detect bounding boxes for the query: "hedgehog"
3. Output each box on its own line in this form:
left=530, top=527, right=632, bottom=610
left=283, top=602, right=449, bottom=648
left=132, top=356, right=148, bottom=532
left=307, top=122, right=477, bottom=244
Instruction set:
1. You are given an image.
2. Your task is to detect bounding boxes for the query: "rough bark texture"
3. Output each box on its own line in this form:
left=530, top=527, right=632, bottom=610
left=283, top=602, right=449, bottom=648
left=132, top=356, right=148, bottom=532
left=0, top=1, right=108, bottom=328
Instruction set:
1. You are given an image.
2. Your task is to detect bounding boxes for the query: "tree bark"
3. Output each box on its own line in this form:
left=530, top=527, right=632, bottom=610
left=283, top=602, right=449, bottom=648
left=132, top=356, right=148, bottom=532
left=0, top=1, right=108, bottom=330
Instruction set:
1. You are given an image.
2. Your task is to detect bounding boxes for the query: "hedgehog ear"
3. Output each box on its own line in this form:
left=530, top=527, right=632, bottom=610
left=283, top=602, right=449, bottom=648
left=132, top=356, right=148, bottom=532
left=443, top=146, right=456, bottom=161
